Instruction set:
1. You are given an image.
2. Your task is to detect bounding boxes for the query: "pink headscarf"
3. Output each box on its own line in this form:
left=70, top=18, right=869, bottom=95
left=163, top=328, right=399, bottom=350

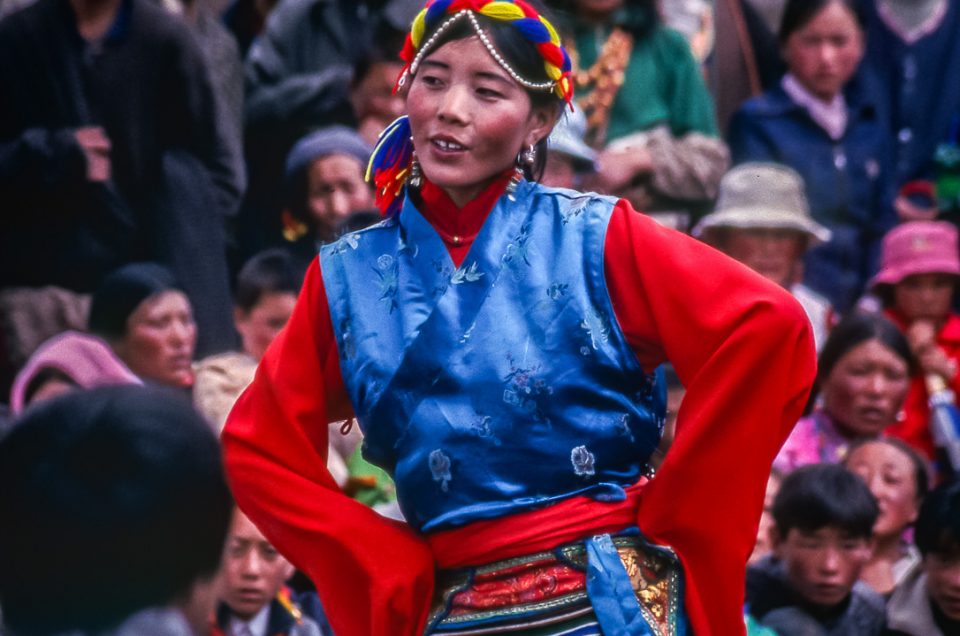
left=10, top=331, right=142, bottom=415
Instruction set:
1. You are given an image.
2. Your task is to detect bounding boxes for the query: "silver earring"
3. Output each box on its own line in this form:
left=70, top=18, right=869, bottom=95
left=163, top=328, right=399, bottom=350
left=521, top=144, right=536, bottom=166
left=408, top=149, right=423, bottom=189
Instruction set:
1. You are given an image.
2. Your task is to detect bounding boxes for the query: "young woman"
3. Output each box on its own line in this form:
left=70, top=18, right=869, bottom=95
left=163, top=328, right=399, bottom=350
left=222, top=2, right=816, bottom=635
left=774, top=312, right=913, bottom=473
left=728, top=0, right=894, bottom=313
left=845, top=437, right=929, bottom=596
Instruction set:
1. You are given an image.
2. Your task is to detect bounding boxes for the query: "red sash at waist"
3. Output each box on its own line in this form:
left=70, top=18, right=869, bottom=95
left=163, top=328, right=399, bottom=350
left=426, top=479, right=649, bottom=569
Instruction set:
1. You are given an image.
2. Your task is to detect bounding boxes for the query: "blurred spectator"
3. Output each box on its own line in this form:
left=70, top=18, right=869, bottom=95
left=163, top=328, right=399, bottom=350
left=194, top=249, right=303, bottom=431
left=710, top=0, right=784, bottom=130
left=542, top=108, right=598, bottom=190
left=885, top=477, right=960, bottom=635
left=9, top=330, right=141, bottom=416
left=749, top=468, right=784, bottom=566
left=845, top=437, right=929, bottom=596
left=211, top=508, right=333, bottom=636
left=694, top=162, right=834, bottom=350
left=0, top=0, right=237, bottom=357
left=0, top=385, right=232, bottom=635
left=775, top=312, right=913, bottom=473
left=746, top=463, right=884, bottom=635
left=552, top=0, right=729, bottom=221
left=728, top=0, right=894, bottom=312
left=281, top=126, right=373, bottom=267
left=871, top=221, right=960, bottom=461
left=237, top=0, right=415, bottom=261
left=860, top=0, right=960, bottom=190
left=222, top=0, right=280, bottom=59
left=349, top=40, right=407, bottom=146
left=88, top=263, right=197, bottom=390
left=658, top=0, right=713, bottom=64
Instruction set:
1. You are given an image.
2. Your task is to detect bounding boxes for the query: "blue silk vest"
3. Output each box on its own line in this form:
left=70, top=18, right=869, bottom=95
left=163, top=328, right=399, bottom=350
left=320, top=182, right=665, bottom=532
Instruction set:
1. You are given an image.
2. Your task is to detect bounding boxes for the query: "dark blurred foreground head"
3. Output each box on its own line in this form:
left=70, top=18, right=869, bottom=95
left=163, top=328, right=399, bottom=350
left=0, top=385, right=232, bottom=635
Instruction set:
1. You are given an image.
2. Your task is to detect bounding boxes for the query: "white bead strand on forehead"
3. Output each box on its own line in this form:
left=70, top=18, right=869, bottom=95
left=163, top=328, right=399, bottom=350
left=404, top=9, right=556, bottom=94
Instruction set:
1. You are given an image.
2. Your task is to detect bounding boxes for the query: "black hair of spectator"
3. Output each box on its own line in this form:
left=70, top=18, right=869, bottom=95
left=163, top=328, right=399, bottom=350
left=335, top=209, right=383, bottom=237
left=351, top=22, right=407, bottom=88
left=845, top=436, right=931, bottom=502
left=0, top=385, right=232, bottom=634
left=88, top=262, right=184, bottom=340
left=235, top=249, right=306, bottom=312
left=413, top=0, right=562, bottom=181
left=779, top=0, right=867, bottom=44
left=915, top=478, right=960, bottom=558
left=772, top=463, right=879, bottom=539
left=816, top=311, right=915, bottom=389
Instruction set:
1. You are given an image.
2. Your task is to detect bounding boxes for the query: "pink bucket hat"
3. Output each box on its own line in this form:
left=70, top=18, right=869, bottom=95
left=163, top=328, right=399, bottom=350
left=871, top=221, right=960, bottom=289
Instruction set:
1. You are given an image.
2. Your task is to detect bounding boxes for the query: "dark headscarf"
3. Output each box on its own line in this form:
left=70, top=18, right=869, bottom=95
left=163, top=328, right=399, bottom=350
left=88, top=263, right=184, bottom=339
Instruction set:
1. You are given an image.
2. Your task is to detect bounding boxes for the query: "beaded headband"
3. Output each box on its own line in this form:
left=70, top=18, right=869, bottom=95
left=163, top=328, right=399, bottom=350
left=366, top=0, right=574, bottom=218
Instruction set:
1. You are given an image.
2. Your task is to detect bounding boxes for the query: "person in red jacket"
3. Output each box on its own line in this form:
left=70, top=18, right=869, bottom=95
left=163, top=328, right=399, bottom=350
left=872, top=221, right=960, bottom=463
left=221, top=2, right=816, bottom=635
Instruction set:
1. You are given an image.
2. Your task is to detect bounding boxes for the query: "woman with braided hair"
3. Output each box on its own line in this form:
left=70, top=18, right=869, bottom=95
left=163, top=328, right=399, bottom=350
left=222, top=2, right=815, bottom=634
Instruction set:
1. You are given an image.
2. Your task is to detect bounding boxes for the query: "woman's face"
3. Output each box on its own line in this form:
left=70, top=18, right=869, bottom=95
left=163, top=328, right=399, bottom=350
left=821, top=338, right=910, bottom=438
left=893, top=273, right=955, bottom=323
left=846, top=441, right=920, bottom=540
left=116, top=291, right=196, bottom=387
left=306, top=154, right=373, bottom=242
left=782, top=1, right=864, bottom=102
left=406, top=35, right=555, bottom=207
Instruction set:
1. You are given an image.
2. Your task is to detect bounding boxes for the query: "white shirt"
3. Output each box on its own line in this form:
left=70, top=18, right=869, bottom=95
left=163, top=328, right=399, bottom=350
left=229, top=605, right=271, bottom=636
left=782, top=73, right=848, bottom=141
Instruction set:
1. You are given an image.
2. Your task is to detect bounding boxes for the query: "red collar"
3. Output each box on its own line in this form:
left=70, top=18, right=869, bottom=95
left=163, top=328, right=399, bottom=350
left=416, top=171, right=513, bottom=267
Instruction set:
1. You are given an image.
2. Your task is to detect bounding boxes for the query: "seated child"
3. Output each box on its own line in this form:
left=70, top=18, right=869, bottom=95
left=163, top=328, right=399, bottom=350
left=885, top=478, right=960, bottom=635
left=746, top=463, right=885, bottom=635
left=212, top=508, right=333, bottom=636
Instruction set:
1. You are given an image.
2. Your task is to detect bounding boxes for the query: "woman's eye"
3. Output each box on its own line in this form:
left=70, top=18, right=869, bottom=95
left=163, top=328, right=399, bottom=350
left=477, top=87, right=503, bottom=98
left=421, top=75, right=443, bottom=87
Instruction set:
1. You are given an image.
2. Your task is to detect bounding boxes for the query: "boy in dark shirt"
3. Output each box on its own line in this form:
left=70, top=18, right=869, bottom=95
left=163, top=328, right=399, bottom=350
left=746, top=463, right=885, bottom=635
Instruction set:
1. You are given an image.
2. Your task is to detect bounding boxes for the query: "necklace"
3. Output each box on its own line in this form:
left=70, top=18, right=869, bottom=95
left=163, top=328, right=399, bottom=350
left=567, top=26, right=633, bottom=148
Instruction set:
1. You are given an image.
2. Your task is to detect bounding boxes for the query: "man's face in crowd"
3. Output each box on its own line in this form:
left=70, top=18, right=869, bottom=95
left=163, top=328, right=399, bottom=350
left=773, top=525, right=872, bottom=607
left=925, top=551, right=960, bottom=620
left=220, top=510, right=295, bottom=620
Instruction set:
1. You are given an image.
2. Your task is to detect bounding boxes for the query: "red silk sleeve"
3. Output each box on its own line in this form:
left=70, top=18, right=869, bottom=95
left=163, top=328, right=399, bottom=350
left=221, top=258, right=436, bottom=636
left=604, top=201, right=816, bottom=635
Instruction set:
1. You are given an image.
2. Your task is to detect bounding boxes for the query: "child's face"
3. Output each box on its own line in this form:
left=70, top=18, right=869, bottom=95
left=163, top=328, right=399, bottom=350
left=925, top=552, right=960, bottom=620
left=219, top=510, right=295, bottom=620
left=774, top=526, right=872, bottom=607
left=721, top=228, right=806, bottom=289
left=893, top=273, right=955, bottom=323
left=234, top=291, right=298, bottom=362
left=306, top=154, right=373, bottom=242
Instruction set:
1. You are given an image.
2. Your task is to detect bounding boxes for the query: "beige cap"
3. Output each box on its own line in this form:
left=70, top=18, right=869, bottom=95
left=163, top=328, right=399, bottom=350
left=693, top=162, right=832, bottom=245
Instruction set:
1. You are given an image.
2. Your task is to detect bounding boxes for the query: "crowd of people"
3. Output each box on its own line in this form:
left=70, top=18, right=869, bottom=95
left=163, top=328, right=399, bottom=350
left=1, top=0, right=960, bottom=634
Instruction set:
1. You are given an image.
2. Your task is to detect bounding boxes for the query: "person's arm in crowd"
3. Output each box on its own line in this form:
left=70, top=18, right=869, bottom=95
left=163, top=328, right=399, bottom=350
left=604, top=201, right=816, bottom=635
left=168, top=24, right=246, bottom=216
left=221, top=259, right=436, bottom=636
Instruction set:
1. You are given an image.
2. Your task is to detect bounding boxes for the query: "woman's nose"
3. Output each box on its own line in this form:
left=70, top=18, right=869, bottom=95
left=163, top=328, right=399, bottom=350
left=437, top=85, right=470, bottom=124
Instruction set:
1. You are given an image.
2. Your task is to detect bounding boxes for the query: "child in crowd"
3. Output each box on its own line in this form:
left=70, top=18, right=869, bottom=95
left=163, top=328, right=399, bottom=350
left=885, top=477, right=960, bottom=635
left=694, top=162, right=834, bottom=350
left=212, top=508, right=332, bottom=636
left=193, top=249, right=303, bottom=432
left=541, top=108, right=597, bottom=191
left=774, top=312, right=913, bottom=472
left=845, top=438, right=929, bottom=596
left=871, top=221, right=960, bottom=463
left=281, top=126, right=374, bottom=267
left=746, top=463, right=885, bottom=635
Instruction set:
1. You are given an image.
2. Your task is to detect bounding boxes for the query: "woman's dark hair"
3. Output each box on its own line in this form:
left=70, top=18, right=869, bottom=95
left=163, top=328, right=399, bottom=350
left=845, top=437, right=931, bottom=502
left=773, top=463, right=879, bottom=538
left=0, top=385, right=232, bottom=634
left=88, top=263, right=184, bottom=340
left=235, top=249, right=305, bottom=313
left=779, top=0, right=867, bottom=43
left=817, top=311, right=915, bottom=387
left=413, top=1, right=564, bottom=180
left=915, top=477, right=960, bottom=557
left=22, top=368, right=78, bottom=407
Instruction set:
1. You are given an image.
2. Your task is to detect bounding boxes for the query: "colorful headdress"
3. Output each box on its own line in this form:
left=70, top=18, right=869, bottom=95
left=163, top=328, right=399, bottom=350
left=366, top=0, right=574, bottom=217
